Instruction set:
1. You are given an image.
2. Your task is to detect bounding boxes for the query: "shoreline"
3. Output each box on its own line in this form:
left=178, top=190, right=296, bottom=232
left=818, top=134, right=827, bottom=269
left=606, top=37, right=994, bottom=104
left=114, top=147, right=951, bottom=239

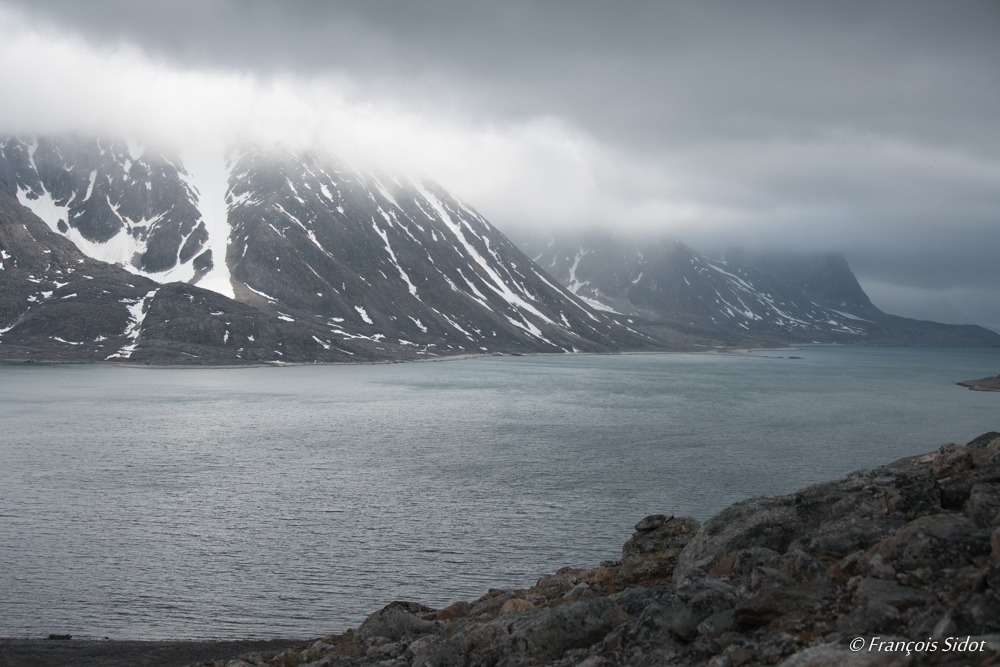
left=0, top=637, right=304, bottom=667
left=0, top=346, right=835, bottom=370
left=958, top=374, right=1000, bottom=392
left=7, top=342, right=998, bottom=370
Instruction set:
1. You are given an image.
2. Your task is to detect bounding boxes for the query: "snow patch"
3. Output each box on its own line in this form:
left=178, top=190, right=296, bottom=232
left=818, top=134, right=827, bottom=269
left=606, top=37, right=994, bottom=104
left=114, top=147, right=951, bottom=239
left=244, top=283, right=278, bottom=302
left=415, top=184, right=555, bottom=326
left=371, top=218, right=418, bottom=297
left=106, top=289, right=158, bottom=359
left=575, top=294, right=621, bottom=314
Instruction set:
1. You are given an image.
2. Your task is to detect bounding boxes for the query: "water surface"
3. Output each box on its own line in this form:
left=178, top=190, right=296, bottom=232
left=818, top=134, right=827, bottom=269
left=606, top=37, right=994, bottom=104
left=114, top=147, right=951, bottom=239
left=1, top=347, right=997, bottom=639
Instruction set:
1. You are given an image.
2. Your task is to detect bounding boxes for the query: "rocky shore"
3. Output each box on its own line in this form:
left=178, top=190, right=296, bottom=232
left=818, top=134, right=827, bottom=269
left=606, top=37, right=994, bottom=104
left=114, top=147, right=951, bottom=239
left=190, top=431, right=1000, bottom=667
left=958, top=375, right=1000, bottom=392
left=9, top=433, right=1000, bottom=667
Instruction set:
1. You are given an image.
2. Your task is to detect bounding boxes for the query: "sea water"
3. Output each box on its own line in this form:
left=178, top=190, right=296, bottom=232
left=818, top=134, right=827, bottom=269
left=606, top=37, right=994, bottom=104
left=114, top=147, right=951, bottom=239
left=1, top=347, right=998, bottom=639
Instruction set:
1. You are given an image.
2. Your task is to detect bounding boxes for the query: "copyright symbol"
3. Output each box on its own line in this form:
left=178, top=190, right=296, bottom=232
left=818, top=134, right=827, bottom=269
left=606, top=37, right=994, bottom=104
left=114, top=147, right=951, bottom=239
left=850, top=637, right=865, bottom=652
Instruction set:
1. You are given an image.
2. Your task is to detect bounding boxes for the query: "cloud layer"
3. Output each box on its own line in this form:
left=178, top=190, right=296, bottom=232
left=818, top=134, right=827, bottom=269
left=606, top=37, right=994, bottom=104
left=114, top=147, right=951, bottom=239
left=1, top=1, right=997, bottom=328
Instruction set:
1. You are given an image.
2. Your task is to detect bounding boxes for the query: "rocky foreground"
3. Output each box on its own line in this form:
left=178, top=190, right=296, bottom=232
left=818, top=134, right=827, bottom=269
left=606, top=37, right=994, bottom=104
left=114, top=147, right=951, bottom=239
left=200, top=433, right=1000, bottom=667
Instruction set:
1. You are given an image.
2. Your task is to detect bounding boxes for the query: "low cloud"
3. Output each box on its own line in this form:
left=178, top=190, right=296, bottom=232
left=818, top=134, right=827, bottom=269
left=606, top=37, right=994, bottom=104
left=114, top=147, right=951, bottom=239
left=0, top=2, right=998, bottom=328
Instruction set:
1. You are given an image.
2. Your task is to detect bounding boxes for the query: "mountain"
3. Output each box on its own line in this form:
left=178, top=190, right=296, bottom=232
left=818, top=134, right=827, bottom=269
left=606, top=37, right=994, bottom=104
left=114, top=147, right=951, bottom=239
left=0, top=136, right=665, bottom=363
left=516, top=230, right=1000, bottom=347
left=0, top=136, right=226, bottom=287
left=220, top=147, right=659, bottom=355
left=0, top=179, right=370, bottom=364
left=4, top=134, right=995, bottom=363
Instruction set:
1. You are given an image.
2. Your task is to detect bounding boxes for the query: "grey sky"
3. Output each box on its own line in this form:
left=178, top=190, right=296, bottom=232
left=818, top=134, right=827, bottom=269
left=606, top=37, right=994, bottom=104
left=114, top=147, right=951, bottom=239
left=1, top=0, right=998, bottom=329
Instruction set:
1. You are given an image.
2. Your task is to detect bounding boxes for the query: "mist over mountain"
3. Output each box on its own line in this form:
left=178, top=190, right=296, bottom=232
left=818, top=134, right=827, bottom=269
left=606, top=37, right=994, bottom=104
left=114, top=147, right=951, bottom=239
left=514, top=229, right=1000, bottom=348
left=1, top=134, right=997, bottom=364
left=0, top=2, right=997, bottom=333
left=1, top=135, right=674, bottom=363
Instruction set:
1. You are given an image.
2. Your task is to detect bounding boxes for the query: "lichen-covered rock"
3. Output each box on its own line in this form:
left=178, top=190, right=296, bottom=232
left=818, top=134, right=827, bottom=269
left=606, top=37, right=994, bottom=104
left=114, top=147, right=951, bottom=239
left=634, top=514, right=670, bottom=532
left=618, top=515, right=700, bottom=585
left=675, top=466, right=940, bottom=581
left=933, top=442, right=974, bottom=479
left=968, top=483, right=1000, bottom=528
left=499, top=599, right=534, bottom=615
left=862, top=513, right=990, bottom=573
left=406, top=635, right=467, bottom=667
left=619, top=594, right=698, bottom=646
left=499, top=597, right=629, bottom=663
left=355, top=602, right=439, bottom=644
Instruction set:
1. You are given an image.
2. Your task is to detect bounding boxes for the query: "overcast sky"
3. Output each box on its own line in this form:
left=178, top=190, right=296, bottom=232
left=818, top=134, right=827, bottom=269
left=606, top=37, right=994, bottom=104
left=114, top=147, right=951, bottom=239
left=1, top=0, right=998, bottom=330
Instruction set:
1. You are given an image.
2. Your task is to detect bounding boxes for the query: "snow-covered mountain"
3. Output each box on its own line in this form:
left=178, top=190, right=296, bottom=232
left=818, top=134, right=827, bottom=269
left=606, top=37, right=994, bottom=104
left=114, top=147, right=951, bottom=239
left=0, top=136, right=661, bottom=362
left=0, top=179, right=378, bottom=364
left=0, top=136, right=232, bottom=289
left=221, top=147, right=662, bottom=355
left=2, top=134, right=995, bottom=363
left=517, top=230, right=1000, bottom=347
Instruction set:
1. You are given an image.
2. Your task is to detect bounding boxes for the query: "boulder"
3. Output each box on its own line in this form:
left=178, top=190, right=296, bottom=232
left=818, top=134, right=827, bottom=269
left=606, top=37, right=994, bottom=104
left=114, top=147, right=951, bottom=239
left=608, top=585, right=667, bottom=616
left=406, top=636, right=467, bottom=667
left=635, top=514, right=670, bottom=532
left=933, top=442, right=974, bottom=479
left=617, top=515, right=700, bottom=585
left=676, top=467, right=939, bottom=581
left=355, top=602, right=439, bottom=644
left=615, top=594, right=697, bottom=647
left=502, top=597, right=629, bottom=663
left=862, top=513, right=990, bottom=573
left=967, top=483, right=1000, bottom=529
left=852, top=577, right=933, bottom=611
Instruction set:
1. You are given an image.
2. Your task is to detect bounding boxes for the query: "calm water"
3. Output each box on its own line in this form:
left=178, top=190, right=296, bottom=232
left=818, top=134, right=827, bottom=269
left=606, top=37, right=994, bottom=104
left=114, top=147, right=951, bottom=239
left=1, top=347, right=998, bottom=640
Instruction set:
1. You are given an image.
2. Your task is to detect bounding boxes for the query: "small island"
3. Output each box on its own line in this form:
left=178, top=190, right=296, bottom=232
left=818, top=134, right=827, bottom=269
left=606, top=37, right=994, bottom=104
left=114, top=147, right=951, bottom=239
left=958, top=374, right=1000, bottom=392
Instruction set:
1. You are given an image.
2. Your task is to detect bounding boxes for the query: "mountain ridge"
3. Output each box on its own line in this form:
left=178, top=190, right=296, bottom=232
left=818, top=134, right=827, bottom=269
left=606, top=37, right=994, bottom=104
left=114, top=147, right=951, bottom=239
left=2, top=134, right=997, bottom=364
left=1, top=136, right=674, bottom=363
left=515, top=229, right=1000, bottom=348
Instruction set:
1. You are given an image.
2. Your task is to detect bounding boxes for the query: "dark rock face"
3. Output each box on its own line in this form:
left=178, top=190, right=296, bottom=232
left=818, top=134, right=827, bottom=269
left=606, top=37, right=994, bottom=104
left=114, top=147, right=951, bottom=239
left=515, top=229, right=1000, bottom=348
left=205, top=433, right=1000, bottom=667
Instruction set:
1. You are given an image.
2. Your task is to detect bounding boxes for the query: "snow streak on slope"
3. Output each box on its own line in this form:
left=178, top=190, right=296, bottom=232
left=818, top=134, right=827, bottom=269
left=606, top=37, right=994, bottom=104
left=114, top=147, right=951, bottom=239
left=181, top=148, right=235, bottom=298
left=105, top=289, right=158, bottom=359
